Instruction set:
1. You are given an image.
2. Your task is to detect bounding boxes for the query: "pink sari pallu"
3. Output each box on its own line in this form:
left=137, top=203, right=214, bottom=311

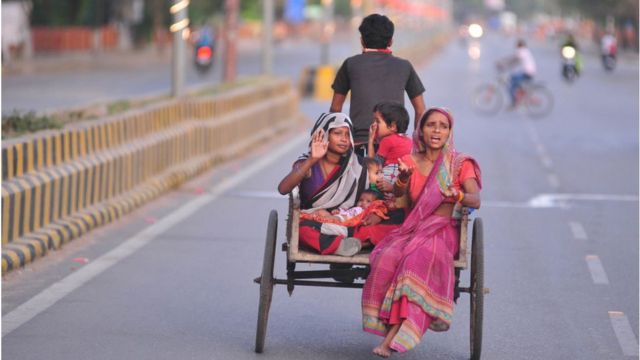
left=361, top=153, right=465, bottom=353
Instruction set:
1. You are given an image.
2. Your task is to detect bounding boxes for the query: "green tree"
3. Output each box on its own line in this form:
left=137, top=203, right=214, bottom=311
left=557, top=0, right=638, bottom=28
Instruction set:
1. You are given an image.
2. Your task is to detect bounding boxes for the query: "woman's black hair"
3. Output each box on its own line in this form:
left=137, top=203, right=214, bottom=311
left=418, top=107, right=452, bottom=131
left=359, top=14, right=394, bottom=49
left=372, top=101, right=409, bottom=134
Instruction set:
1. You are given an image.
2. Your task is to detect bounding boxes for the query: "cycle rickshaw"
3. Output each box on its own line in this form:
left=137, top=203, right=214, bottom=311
left=254, top=188, right=488, bottom=359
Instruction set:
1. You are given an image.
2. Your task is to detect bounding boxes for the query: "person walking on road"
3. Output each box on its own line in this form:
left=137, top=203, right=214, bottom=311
left=330, top=14, right=426, bottom=156
left=361, top=108, right=482, bottom=358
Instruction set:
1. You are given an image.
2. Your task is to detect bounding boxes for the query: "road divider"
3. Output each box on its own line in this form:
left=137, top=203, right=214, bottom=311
left=2, top=131, right=308, bottom=337
left=1, top=78, right=305, bottom=274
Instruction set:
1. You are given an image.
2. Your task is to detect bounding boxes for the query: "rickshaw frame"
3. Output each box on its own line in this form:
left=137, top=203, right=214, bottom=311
left=254, top=188, right=487, bottom=359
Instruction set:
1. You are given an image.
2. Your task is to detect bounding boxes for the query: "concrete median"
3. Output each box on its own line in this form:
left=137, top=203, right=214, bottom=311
left=1, top=78, right=304, bottom=274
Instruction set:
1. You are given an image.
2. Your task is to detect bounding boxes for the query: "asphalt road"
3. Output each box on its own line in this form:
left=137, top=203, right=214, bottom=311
left=1, top=33, right=359, bottom=114
left=1, top=27, right=430, bottom=114
left=2, top=31, right=639, bottom=360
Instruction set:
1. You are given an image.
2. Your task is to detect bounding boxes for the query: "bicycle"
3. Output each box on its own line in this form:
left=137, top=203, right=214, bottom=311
left=471, top=70, right=554, bottom=118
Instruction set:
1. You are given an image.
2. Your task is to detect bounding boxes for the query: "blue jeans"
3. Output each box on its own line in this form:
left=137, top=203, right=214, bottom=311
left=509, top=72, right=532, bottom=106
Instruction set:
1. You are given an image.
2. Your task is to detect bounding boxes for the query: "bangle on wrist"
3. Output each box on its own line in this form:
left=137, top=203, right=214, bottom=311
left=395, top=177, right=408, bottom=187
left=457, top=191, right=465, bottom=203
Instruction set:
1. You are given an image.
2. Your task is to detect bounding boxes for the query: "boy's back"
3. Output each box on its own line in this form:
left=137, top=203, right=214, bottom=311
left=332, top=52, right=424, bottom=144
left=330, top=13, right=425, bottom=154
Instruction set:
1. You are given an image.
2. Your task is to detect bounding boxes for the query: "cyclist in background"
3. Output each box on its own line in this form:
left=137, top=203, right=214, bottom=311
left=497, top=39, right=537, bottom=109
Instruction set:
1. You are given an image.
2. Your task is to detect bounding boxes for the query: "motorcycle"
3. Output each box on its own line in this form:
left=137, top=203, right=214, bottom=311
left=194, top=42, right=214, bottom=74
left=601, top=50, right=617, bottom=71
left=561, top=45, right=579, bottom=82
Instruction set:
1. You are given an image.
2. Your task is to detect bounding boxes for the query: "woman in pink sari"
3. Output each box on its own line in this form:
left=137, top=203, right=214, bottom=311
left=361, top=108, right=482, bottom=357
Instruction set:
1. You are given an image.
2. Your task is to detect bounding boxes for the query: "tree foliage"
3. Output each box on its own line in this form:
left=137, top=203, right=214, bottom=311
left=30, top=0, right=109, bottom=26
left=558, top=0, right=638, bottom=19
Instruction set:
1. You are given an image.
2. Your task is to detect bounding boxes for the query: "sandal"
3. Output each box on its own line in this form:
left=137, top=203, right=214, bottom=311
left=429, top=319, right=449, bottom=332
left=334, top=237, right=362, bottom=257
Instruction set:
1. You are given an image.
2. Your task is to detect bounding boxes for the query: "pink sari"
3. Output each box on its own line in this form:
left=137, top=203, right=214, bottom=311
left=361, top=108, right=481, bottom=352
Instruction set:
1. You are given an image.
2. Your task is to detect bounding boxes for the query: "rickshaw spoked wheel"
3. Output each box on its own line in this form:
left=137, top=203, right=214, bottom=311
left=255, top=210, right=278, bottom=353
left=470, top=217, right=484, bottom=360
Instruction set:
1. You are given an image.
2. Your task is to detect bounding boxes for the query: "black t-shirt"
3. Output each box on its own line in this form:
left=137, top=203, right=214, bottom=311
left=332, top=52, right=425, bottom=143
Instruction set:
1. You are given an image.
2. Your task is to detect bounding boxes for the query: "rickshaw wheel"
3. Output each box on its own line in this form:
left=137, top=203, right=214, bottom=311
left=255, top=210, right=278, bottom=353
left=470, top=217, right=484, bottom=360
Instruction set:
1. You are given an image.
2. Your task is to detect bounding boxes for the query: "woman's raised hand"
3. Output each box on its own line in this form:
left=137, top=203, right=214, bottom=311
left=310, top=129, right=329, bottom=160
left=397, top=157, right=414, bottom=180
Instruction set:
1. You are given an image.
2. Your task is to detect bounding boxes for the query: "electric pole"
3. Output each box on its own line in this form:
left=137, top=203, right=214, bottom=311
left=262, top=0, right=274, bottom=75
left=224, top=0, right=240, bottom=82
left=170, top=0, right=189, bottom=97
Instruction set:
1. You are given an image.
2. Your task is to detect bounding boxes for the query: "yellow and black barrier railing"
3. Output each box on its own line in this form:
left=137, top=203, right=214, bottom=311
left=1, top=80, right=293, bottom=182
left=1, top=78, right=303, bottom=273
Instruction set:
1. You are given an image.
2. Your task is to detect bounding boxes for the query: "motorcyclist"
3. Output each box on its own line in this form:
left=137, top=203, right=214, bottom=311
left=195, top=24, right=214, bottom=48
left=601, top=31, right=617, bottom=58
left=497, top=39, right=537, bottom=109
left=192, top=24, right=215, bottom=72
left=561, top=33, right=582, bottom=76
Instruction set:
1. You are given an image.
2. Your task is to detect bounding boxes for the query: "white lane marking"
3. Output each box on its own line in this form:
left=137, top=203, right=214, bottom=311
left=481, top=200, right=533, bottom=208
left=545, top=193, right=639, bottom=202
left=527, top=195, right=562, bottom=208
left=608, top=311, right=640, bottom=356
left=585, top=255, right=610, bottom=285
left=527, top=193, right=638, bottom=208
left=447, top=193, right=637, bottom=209
left=224, top=193, right=639, bottom=207
left=525, top=121, right=541, bottom=143
left=526, top=121, right=555, bottom=170
left=547, top=173, right=560, bottom=189
left=2, top=132, right=308, bottom=337
left=568, top=221, right=588, bottom=240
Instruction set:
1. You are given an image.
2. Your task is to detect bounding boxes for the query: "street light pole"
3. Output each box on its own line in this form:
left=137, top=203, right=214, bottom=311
left=262, top=0, right=274, bottom=75
left=320, top=0, right=334, bottom=65
left=350, top=0, right=363, bottom=51
left=170, top=0, right=189, bottom=97
left=223, top=0, right=240, bottom=82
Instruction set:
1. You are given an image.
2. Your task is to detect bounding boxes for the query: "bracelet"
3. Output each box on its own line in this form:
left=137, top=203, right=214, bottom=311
left=395, top=177, right=408, bottom=188
left=457, top=191, right=465, bottom=203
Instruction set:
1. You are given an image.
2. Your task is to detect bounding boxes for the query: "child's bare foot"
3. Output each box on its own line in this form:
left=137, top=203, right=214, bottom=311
left=373, top=344, right=392, bottom=358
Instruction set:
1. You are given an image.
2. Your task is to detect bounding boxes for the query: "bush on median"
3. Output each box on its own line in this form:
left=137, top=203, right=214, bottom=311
left=2, top=110, right=63, bottom=139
